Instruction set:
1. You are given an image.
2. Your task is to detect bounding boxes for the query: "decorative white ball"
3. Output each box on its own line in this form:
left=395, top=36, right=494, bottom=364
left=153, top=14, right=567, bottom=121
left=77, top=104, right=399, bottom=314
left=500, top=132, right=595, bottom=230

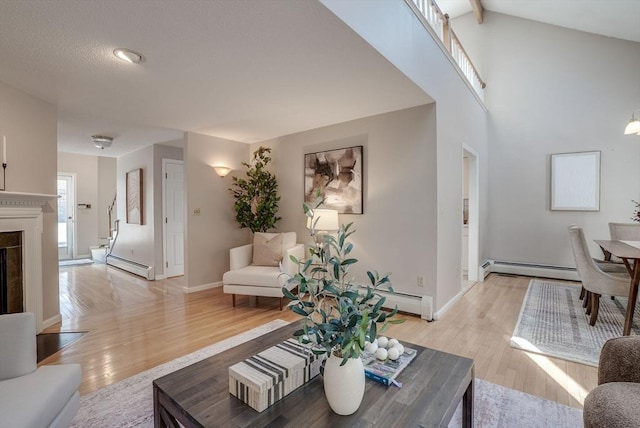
left=394, top=344, right=405, bottom=355
left=388, top=338, right=399, bottom=348
left=365, top=342, right=378, bottom=354
left=387, top=347, right=400, bottom=361
left=377, top=336, right=388, bottom=348
left=376, top=347, right=388, bottom=360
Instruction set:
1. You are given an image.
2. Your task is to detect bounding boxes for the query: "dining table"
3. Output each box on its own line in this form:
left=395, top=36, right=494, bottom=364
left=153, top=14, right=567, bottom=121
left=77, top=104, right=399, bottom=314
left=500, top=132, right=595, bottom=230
left=595, top=239, right=640, bottom=335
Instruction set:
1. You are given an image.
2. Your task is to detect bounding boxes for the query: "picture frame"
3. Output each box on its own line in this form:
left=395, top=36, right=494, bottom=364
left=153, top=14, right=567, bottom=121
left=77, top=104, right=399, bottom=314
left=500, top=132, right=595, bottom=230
left=304, top=146, right=363, bottom=214
left=126, top=168, right=143, bottom=224
left=550, top=151, right=600, bottom=211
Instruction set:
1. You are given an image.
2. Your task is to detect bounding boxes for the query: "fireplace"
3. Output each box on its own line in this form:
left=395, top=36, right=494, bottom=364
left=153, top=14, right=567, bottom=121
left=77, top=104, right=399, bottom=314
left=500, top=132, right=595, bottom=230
left=0, top=231, right=23, bottom=313
left=0, top=191, right=57, bottom=332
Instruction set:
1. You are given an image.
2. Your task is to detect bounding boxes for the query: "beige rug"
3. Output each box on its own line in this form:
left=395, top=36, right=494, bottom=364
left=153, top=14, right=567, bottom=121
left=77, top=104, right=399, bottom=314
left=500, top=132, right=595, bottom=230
left=70, top=318, right=582, bottom=427
left=511, top=279, right=639, bottom=367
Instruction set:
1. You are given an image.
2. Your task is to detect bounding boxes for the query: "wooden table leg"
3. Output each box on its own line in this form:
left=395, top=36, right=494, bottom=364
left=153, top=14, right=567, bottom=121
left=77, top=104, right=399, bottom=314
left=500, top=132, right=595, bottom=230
left=462, top=375, right=474, bottom=428
left=623, top=259, right=640, bottom=336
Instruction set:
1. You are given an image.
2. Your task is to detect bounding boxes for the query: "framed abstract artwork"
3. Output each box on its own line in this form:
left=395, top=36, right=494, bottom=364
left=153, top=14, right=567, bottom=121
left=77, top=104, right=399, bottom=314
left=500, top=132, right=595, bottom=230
left=550, top=151, right=600, bottom=211
left=304, top=146, right=363, bottom=214
left=126, top=168, right=143, bottom=224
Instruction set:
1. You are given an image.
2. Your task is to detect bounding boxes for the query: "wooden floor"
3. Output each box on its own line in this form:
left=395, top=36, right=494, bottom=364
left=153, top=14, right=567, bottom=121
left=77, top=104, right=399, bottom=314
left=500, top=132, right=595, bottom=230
left=45, top=265, right=596, bottom=408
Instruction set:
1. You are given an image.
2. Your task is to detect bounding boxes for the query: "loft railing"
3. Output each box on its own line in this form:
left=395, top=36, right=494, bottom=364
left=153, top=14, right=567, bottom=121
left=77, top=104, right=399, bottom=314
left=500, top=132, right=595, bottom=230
left=410, top=0, right=486, bottom=99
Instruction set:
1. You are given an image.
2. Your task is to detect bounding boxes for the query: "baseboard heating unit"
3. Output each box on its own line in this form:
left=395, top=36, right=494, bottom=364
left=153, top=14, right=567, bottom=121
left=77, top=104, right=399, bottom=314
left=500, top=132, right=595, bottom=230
left=106, top=255, right=154, bottom=280
left=489, top=260, right=579, bottom=281
left=361, top=287, right=433, bottom=321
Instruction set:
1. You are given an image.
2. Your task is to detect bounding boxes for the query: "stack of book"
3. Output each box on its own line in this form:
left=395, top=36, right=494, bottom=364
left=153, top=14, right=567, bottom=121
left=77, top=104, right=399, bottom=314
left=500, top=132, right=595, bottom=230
left=361, top=345, right=418, bottom=386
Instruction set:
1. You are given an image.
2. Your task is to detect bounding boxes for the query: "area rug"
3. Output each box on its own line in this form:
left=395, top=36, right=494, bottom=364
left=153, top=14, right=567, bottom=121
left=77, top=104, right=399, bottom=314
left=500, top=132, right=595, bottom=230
left=59, top=258, right=93, bottom=267
left=70, top=319, right=582, bottom=428
left=511, top=279, right=639, bottom=367
left=37, top=331, right=86, bottom=363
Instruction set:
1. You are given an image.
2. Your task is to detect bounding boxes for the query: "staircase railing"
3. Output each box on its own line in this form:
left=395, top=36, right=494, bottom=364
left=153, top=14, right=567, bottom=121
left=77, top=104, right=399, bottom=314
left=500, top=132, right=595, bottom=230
left=409, top=0, right=486, bottom=99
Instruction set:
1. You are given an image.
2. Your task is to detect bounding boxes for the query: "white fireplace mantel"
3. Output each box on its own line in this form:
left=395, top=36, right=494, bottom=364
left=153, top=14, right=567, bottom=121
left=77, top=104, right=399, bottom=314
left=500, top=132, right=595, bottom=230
left=0, top=191, right=58, bottom=207
left=0, top=191, right=56, bottom=333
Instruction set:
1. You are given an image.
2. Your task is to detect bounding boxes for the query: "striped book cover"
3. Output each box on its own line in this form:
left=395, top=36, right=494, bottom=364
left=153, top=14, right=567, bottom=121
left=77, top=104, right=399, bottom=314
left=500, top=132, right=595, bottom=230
left=229, top=338, right=326, bottom=412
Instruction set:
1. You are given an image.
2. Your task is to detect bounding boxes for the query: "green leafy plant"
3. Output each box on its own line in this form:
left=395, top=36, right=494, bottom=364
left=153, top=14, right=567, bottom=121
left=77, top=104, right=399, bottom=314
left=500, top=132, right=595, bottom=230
left=282, top=202, right=404, bottom=366
left=230, top=147, right=281, bottom=233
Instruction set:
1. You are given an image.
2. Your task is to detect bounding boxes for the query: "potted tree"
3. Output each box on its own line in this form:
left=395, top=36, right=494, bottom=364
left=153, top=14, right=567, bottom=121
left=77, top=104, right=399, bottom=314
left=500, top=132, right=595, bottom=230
left=230, top=146, right=281, bottom=232
left=282, top=202, right=404, bottom=415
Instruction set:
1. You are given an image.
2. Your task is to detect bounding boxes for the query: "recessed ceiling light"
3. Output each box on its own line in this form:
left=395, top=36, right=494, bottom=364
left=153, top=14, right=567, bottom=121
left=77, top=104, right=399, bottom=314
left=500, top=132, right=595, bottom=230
left=113, top=48, right=143, bottom=64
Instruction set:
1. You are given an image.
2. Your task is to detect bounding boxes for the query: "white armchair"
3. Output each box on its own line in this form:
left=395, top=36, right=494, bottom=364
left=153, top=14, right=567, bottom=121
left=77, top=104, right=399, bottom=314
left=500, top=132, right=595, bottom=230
left=222, top=232, right=304, bottom=310
left=0, top=312, right=82, bottom=428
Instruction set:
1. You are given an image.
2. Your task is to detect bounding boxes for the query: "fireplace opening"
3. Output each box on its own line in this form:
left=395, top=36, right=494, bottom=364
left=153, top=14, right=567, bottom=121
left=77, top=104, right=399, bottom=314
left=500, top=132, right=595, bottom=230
left=0, top=231, right=23, bottom=314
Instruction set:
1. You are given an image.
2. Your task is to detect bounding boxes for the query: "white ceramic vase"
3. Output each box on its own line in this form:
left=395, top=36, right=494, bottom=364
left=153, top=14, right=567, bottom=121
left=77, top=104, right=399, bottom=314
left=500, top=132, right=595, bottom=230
left=323, top=352, right=365, bottom=415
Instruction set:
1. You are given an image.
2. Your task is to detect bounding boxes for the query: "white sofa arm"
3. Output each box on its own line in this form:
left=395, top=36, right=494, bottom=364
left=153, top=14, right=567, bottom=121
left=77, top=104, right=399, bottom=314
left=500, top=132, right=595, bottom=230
left=0, top=313, right=37, bottom=381
left=230, top=244, right=253, bottom=271
left=282, top=244, right=305, bottom=277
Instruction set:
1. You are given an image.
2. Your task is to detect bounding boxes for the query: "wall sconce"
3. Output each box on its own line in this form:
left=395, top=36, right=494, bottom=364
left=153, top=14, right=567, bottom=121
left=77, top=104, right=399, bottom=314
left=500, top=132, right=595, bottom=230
left=624, top=110, right=640, bottom=135
left=213, top=166, right=232, bottom=178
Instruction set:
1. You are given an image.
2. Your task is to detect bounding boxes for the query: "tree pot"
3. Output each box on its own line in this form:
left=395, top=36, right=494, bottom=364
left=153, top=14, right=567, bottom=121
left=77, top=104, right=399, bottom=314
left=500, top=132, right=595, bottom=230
left=323, top=352, right=365, bottom=415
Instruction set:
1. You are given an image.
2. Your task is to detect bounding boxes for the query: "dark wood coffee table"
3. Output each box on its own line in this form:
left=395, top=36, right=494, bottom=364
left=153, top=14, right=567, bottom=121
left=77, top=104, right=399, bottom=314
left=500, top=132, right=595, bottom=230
left=153, top=322, right=474, bottom=427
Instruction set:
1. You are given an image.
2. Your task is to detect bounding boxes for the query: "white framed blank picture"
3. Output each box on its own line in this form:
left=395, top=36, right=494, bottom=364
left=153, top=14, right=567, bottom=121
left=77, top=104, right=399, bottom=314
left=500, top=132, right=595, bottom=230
left=551, top=151, right=600, bottom=211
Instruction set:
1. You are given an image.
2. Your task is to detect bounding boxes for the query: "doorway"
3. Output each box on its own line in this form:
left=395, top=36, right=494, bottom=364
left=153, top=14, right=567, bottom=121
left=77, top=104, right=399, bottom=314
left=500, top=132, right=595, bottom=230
left=57, top=174, right=76, bottom=260
left=162, top=159, right=184, bottom=278
left=462, top=146, right=479, bottom=286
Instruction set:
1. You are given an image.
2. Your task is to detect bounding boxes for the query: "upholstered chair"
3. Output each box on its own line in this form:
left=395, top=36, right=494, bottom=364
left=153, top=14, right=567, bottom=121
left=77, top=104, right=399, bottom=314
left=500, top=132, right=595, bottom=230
left=605, top=223, right=640, bottom=263
left=568, top=226, right=630, bottom=326
left=583, top=336, right=640, bottom=428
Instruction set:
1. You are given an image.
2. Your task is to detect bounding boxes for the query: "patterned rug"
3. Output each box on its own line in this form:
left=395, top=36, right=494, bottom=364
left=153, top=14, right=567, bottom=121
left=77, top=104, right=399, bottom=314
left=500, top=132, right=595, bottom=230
left=511, top=279, right=640, bottom=367
left=70, top=319, right=582, bottom=427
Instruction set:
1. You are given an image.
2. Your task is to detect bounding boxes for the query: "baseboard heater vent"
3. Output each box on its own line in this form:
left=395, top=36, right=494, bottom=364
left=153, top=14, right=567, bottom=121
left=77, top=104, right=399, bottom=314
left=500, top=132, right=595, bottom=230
left=106, top=255, right=154, bottom=280
left=489, top=260, right=579, bottom=281
left=361, top=287, right=433, bottom=321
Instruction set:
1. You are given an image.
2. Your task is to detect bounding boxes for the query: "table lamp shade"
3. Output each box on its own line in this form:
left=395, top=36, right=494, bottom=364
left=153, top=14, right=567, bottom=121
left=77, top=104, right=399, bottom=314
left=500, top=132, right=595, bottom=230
left=307, top=209, right=339, bottom=232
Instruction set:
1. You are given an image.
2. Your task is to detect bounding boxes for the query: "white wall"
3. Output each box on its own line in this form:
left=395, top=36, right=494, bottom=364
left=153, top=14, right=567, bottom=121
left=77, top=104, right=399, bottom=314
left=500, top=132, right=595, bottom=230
left=98, top=156, right=117, bottom=239
left=257, top=105, right=438, bottom=297
left=184, top=132, right=249, bottom=289
left=320, top=0, right=489, bottom=312
left=112, top=145, right=155, bottom=268
left=0, top=81, right=59, bottom=322
left=453, top=12, right=640, bottom=267
left=58, top=152, right=99, bottom=257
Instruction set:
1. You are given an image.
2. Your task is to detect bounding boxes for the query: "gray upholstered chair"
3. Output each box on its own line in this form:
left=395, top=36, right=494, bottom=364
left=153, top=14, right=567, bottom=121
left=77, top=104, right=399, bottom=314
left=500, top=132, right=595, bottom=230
left=583, top=336, right=640, bottom=428
left=568, top=226, right=630, bottom=326
left=605, top=222, right=640, bottom=263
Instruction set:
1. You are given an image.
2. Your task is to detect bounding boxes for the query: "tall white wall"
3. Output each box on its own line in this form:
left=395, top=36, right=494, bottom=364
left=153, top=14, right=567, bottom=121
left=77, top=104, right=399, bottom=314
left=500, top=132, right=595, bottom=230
left=453, top=12, right=640, bottom=267
left=58, top=152, right=99, bottom=257
left=257, top=105, right=438, bottom=297
left=321, top=0, right=489, bottom=312
left=184, top=132, right=249, bottom=289
left=0, top=81, right=59, bottom=322
left=98, top=156, right=117, bottom=239
left=112, top=145, right=156, bottom=268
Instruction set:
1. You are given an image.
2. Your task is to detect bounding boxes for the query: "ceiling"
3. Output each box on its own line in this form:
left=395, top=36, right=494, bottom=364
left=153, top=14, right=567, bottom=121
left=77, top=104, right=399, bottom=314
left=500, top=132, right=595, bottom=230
left=1, top=1, right=638, bottom=158
left=438, top=0, right=640, bottom=43
left=0, top=0, right=432, bottom=157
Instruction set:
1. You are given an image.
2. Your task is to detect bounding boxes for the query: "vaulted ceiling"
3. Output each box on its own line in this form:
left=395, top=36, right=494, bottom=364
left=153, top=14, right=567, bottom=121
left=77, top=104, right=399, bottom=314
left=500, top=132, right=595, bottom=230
left=1, top=0, right=638, bottom=157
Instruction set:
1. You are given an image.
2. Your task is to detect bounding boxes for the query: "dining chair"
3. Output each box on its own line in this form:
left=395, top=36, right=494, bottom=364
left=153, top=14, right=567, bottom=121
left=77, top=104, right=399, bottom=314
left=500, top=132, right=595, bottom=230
left=568, top=226, right=630, bottom=326
left=605, top=223, right=640, bottom=263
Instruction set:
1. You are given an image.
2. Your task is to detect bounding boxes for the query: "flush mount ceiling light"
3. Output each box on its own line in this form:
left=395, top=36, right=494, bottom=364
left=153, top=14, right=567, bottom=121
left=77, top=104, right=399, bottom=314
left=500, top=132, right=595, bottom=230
left=113, top=48, right=143, bottom=64
left=92, top=135, right=113, bottom=150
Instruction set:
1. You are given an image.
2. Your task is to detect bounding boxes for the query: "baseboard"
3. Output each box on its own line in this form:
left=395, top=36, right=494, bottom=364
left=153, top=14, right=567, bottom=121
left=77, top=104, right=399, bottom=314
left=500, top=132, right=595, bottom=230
left=479, top=260, right=491, bottom=280
left=42, top=314, right=62, bottom=331
left=183, top=281, right=222, bottom=293
left=362, top=287, right=433, bottom=321
left=434, top=280, right=478, bottom=320
left=154, top=274, right=167, bottom=280
left=76, top=253, right=90, bottom=259
left=488, top=259, right=579, bottom=281
left=106, top=255, right=154, bottom=280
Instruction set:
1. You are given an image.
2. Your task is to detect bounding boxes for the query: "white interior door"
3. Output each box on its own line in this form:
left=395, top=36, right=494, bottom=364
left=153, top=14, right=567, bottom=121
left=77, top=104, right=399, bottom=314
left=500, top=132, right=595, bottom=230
left=57, top=174, right=75, bottom=260
left=163, top=160, right=184, bottom=278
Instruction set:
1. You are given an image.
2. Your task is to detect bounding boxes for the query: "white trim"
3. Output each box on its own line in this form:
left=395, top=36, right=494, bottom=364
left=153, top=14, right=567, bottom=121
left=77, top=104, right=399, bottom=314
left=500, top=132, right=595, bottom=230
left=57, top=172, right=77, bottom=260
left=462, top=145, right=480, bottom=282
left=106, top=255, right=154, bottom=280
left=43, top=314, right=62, bottom=329
left=183, top=281, right=222, bottom=293
left=434, top=280, right=478, bottom=320
left=486, top=259, right=580, bottom=281
left=154, top=274, right=167, bottom=280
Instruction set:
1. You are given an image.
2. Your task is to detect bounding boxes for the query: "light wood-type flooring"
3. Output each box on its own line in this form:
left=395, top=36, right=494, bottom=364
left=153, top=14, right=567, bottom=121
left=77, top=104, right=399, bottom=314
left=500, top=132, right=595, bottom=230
left=45, top=265, right=596, bottom=408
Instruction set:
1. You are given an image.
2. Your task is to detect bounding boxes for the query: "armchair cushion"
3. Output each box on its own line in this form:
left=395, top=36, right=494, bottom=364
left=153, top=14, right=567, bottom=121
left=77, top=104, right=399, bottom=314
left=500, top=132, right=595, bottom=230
left=598, top=336, right=640, bottom=384
left=252, top=233, right=283, bottom=266
left=583, top=383, right=640, bottom=428
left=0, top=312, right=37, bottom=380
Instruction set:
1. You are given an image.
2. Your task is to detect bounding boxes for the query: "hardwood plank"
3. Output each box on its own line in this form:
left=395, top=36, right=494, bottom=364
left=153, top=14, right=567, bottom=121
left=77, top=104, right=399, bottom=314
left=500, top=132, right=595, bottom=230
left=45, top=265, right=597, bottom=408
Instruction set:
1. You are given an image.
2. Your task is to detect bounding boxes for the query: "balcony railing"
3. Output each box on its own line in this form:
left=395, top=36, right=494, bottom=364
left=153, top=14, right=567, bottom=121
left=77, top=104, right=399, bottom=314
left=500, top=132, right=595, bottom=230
left=410, top=0, right=486, bottom=99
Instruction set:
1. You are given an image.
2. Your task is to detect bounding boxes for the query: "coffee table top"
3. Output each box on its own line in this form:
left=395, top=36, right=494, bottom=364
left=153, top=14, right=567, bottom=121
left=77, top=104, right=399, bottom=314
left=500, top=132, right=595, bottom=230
left=153, top=322, right=474, bottom=427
